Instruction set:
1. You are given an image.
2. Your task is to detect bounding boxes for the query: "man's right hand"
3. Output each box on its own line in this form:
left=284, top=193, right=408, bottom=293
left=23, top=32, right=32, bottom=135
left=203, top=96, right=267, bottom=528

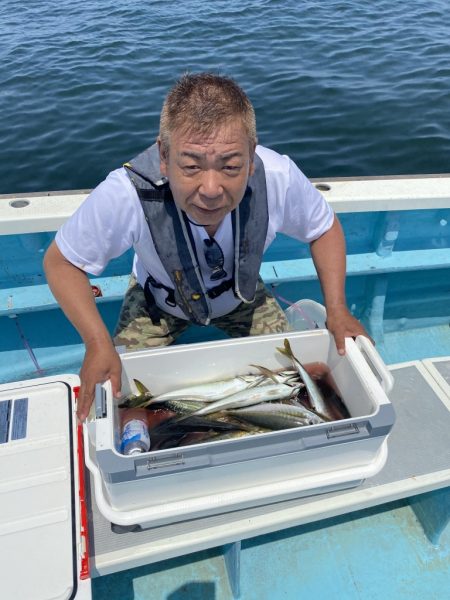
left=77, top=340, right=123, bottom=422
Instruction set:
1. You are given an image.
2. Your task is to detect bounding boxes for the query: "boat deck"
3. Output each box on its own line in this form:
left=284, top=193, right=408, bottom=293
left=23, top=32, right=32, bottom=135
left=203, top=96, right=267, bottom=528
left=89, top=358, right=450, bottom=599
left=1, top=180, right=449, bottom=598
left=92, top=499, right=450, bottom=600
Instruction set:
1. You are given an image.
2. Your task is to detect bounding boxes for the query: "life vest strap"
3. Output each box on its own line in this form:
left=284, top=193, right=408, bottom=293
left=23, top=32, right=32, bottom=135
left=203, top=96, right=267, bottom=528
left=143, top=274, right=234, bottom=320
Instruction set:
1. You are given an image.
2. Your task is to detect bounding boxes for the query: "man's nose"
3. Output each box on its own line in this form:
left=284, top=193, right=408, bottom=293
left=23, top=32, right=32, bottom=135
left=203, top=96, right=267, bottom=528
left=199, top=169, right=223, bottom=198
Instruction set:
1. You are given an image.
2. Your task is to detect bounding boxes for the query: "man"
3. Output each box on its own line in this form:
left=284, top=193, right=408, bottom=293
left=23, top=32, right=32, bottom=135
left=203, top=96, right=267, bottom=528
left=44, top=72, right=368, bottom=421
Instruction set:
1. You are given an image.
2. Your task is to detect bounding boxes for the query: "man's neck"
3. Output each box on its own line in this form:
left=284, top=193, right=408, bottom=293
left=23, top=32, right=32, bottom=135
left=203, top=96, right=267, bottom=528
left=184, top=212, right=221, bottom=238
left=204, top=224, right=219, bottom=237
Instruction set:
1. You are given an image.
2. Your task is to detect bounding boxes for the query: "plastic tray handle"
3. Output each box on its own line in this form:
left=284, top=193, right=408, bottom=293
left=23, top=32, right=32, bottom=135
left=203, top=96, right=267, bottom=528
left=94, top=381, right=109, bottom=419
left=354, top=336, right=394, bottom=394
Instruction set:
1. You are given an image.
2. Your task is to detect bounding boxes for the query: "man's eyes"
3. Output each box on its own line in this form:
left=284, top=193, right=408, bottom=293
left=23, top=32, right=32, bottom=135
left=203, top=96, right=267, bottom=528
left=180, top=164, right=242, bottom=173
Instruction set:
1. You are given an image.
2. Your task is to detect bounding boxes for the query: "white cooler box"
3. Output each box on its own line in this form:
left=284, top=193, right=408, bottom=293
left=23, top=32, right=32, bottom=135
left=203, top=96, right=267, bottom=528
left=0, top=375, right=91, bottom=599
left=84, top=330, right=395, bottom=528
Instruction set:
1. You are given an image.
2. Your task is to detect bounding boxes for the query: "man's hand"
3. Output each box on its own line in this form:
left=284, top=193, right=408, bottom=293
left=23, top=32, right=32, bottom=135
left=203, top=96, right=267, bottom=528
left=77, top=340, right=123, bottom=421
left=325, top=304, right=373, bottom=356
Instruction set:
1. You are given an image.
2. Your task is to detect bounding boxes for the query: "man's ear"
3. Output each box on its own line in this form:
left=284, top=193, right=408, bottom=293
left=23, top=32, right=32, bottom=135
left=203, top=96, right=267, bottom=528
left=157, top=137, right=168, bottom=176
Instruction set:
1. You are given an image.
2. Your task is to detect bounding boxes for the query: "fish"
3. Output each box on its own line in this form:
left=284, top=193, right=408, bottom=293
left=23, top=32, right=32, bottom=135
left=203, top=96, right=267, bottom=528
left=150, top=430, right=213, bottom=450
left=162, top=399, right=207, bottom=415
left=150, top=414, right=241, bottom=434
left=134, top=379, right=149, bottom=395
left=149, top=414, right=246, bottom=450
left=180, top=383, right=300, bottom=418
left=229, top=401, right=326, bottom=429
left=285, top=396, right=331, bottom=422
left=200, top=429, right=266, bottom=443
left=230, top=412, right=309, bottom=430
left=250, top=364, right=302, bottom=386
left=159, top=428, right=267, bottom=449
left=169, top=431, right=221, bottom=448
left=201, top=411, right=262, bottom=432
left=135, top=375, right=267, bottom=407
left=118, top=378, right=154, bottom=408
left=277, top=338, right=335, bottom=420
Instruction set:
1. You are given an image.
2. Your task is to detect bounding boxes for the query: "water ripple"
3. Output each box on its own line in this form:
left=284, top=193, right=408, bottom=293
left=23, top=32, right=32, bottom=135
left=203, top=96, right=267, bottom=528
left=1, top=0, right=450, bottom=193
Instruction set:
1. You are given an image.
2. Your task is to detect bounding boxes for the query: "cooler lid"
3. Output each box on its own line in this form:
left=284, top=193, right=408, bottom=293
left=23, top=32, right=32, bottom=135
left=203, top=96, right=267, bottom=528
left=0, top=375, right=91, bottom=599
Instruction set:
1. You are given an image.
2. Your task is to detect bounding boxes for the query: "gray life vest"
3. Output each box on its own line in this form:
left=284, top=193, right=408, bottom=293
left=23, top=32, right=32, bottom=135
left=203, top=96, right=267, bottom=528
left=123, top=143, right=268, bottom=325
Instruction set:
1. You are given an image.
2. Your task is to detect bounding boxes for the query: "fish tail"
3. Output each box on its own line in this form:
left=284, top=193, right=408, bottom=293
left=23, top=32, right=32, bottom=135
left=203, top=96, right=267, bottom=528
left=133, top=378, right=152, bottom=395
left=250, top=364, right=279, bottom=384
left=277, top=338, right=295, bottom=361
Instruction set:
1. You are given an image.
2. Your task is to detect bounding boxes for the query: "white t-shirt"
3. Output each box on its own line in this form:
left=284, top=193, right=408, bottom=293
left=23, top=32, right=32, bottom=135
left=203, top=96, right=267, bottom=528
left=56, top=145, right=334, bottom=319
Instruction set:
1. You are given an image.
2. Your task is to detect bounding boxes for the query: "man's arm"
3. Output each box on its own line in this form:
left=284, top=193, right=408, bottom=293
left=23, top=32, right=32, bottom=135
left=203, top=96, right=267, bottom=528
left=310, top=215, right=371, bottom=354
left=43, top=241, right=122, bottom=420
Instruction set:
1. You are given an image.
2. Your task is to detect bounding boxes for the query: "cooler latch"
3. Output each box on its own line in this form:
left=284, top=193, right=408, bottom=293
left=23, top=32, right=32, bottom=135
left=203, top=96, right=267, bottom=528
left=326, top=423, right=360, bottom=439
left=135, top=453, right=185, bottom=476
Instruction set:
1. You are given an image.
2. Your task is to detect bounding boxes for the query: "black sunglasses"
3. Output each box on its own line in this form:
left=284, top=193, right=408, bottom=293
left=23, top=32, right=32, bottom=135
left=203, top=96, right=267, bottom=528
left=203, top=238, right=227, bottom=281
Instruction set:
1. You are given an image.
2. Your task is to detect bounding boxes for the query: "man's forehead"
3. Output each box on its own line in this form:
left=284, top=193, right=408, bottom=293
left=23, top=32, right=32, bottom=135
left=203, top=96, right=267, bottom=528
left=173, top=120, right=249, bottom=150
left=178, top=147, right=245, bottom=160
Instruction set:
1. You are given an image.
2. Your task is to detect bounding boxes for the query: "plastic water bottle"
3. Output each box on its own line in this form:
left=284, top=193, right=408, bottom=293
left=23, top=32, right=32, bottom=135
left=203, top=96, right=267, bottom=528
left=120, top=409, right=151, bottom=455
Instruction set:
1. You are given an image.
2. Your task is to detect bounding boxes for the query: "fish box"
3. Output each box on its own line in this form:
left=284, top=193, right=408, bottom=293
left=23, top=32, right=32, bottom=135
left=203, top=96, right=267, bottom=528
left=84, top=330, right=395, bottom=528
left=0, top=375, right=91, bottom=599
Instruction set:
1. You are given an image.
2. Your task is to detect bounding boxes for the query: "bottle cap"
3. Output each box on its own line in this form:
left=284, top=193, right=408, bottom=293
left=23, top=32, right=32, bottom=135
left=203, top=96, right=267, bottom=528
left=127, top=446, right=145, bottom=456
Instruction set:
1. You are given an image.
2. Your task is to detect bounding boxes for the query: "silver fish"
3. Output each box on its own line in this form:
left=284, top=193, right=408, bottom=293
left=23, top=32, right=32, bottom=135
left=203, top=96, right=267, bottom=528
left=183, top=383, right=299, bottom=418
left=144, top=375, right=265, bottom=406
left=277, top=339, right=334, bottom=420
left=162, top=399, right=207, bottom=415
left=206, top=429, right=267, bottom=442
left=230, top=412, right=309, bottom=430
left=285, top=397, right=331, bottom=422
left=250, top=364, right=302, bottom=386
left=230, top=401, right=326, bottom=428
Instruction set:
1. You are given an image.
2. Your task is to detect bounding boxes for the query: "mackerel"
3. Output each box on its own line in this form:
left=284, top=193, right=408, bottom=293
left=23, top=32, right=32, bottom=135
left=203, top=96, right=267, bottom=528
left=230, top=401, right=326, bottom=428
left=229, top=412, right=309, bottom=430
left=277, top=338, right=334, bottom=420
left=162, top=399, right=207, bottom=415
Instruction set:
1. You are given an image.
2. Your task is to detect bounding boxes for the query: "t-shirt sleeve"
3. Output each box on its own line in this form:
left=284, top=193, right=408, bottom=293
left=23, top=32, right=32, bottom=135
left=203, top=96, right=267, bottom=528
left=280, top=157, right=334, bottom=242
left=259, top=145, right=334, bottom=244
left=55, top=169, right=143, bottom=275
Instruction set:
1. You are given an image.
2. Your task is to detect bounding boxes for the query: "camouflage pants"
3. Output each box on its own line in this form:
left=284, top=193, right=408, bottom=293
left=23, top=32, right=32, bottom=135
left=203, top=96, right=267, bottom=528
left=113, top=275, right=290, bottom=351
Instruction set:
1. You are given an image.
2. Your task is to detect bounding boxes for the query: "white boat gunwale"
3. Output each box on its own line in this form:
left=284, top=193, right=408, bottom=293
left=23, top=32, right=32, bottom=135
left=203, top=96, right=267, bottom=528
left=1, top=174, right=450, bottom=235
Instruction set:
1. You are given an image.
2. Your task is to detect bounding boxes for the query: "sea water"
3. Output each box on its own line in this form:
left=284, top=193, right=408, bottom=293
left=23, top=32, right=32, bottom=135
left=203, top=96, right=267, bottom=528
left=1, top=0, right=450, bottom=195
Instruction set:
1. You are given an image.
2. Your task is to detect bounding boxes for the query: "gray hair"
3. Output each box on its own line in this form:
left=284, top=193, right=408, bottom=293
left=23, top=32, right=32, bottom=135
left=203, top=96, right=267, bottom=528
left=159, top=72, right=257, bottom=156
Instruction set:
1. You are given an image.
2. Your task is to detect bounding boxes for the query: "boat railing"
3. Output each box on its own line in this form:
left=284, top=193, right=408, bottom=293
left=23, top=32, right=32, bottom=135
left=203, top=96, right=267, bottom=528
left=1, top=174, right=450, bottom=234
left=1, top=175, right=449, bottom=329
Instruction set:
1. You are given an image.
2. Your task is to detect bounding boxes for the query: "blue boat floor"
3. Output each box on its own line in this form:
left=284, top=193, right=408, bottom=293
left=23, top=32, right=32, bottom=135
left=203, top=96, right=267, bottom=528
left=92, top=498, right=450, bottom=600
left=377, top=324, right=450, bottom=365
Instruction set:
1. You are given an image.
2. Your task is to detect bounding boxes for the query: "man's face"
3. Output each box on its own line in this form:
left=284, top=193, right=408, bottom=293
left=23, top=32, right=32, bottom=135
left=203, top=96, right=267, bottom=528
left=159, top=118, right=255, bottom=235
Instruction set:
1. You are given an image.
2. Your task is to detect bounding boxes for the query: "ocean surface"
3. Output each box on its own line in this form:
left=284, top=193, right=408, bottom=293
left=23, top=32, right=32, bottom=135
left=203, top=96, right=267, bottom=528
left=1, top=0, right=450, bottom=195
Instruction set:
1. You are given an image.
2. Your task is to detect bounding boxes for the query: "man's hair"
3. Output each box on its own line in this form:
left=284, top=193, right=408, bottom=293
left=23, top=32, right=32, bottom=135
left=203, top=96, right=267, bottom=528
left=159, top=72, right=257, bottom=155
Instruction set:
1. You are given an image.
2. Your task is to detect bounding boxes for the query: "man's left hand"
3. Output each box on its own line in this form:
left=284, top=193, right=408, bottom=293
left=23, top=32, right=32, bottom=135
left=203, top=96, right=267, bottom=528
left=325, top=304, right=373, bottom=356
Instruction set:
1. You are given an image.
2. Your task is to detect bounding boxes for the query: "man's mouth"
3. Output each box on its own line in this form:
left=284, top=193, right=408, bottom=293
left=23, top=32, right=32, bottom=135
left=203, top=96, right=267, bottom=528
left=193, top=205, right=223, bottom=214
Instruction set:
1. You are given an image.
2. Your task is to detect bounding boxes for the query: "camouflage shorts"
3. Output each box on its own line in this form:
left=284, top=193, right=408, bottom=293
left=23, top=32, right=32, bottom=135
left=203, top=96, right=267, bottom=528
left=113, top=275, right=290, bottom=351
